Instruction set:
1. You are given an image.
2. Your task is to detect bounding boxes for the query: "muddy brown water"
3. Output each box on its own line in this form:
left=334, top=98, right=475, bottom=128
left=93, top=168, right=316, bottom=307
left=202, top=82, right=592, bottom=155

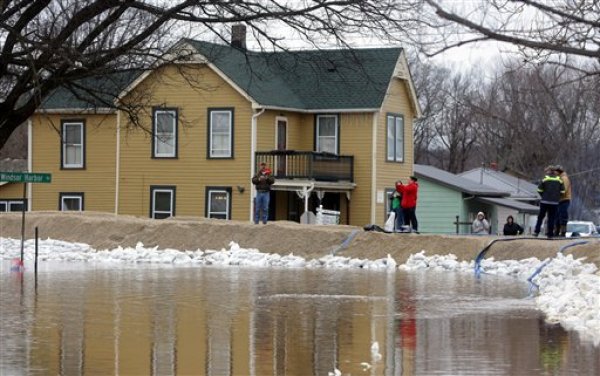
left=2, top=260, right=599, bottom=375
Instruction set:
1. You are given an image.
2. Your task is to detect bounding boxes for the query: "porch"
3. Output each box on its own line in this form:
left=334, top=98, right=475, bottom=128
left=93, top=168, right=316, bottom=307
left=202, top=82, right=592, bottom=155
left=255, top=151, right=355, bottom=224
left=255, top=150, right=354, bottom=182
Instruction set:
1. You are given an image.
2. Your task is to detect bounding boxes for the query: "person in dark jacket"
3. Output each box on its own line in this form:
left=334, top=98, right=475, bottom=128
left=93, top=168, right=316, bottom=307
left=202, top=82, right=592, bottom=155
left=396, top=176, right=419, bottom=233
left=503, top=215, right=524, bottom=236
left=252, top=162, right=275, bottom=224
left=533, top=166, right=565, bottom=238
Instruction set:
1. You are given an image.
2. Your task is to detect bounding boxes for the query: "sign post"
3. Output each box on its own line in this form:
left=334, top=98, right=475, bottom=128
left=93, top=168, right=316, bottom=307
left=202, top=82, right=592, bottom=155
left=1, top=172, right=52, bottom=268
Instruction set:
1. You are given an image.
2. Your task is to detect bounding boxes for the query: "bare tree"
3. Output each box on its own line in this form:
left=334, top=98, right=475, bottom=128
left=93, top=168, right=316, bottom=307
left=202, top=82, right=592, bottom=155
left=0, top=0, right=422, bottom=150
left=419, top=0, right=600, bottom=69
left=466, top=60, right=600, bottom=220
left=412, top=63, right=479, bottom=173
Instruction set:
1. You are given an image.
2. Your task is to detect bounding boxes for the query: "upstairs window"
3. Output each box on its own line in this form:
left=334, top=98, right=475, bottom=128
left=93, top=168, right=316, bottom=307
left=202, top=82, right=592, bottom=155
left=61, top=121, right=85, bottom=168
left=386, top=114, right=404, bottom=162
left=60, top=193, right=84, bottom=211
left=316, top=115, right=339, bottom=154
left=208, top=109, right=233, bottom=158
left=153, top=109, right=177, bottom=158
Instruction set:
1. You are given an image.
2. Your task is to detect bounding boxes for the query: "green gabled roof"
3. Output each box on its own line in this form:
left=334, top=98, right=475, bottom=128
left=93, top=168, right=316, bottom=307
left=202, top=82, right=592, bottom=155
left=185, top=39, right=402, bottom=110
left=40, top=70, right=141, bottom=110
left=40, top=41, right=403, bottom=111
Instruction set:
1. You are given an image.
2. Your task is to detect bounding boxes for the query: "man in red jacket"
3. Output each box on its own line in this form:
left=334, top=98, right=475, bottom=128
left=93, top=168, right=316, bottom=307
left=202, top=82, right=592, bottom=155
left=396, top=176, right=419, bottom=233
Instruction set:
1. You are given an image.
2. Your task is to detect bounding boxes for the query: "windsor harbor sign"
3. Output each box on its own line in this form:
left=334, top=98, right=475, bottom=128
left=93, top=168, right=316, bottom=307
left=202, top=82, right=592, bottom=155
left=1, top=171, right=52, bottom=269
left=0, top=171, right=51, bottom=183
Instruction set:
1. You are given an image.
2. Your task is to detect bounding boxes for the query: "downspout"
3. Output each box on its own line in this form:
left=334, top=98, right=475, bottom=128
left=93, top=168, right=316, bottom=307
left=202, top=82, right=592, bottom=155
left=371, top=112, right=378, bottom=223
left=27, top=118, right=32, bottom=211
left=250, top=108, right=265, bottom=221
left=114, top=110, right=121, bottom=215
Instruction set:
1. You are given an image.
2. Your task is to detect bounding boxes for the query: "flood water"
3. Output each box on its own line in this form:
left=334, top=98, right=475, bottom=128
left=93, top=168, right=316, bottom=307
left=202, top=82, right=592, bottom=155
left=1, top=261, right=599, bottom=375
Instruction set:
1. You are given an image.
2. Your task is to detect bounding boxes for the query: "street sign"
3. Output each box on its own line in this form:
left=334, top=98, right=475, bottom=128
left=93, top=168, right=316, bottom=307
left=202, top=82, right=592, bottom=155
left=0, top=171, right=52, bottom=183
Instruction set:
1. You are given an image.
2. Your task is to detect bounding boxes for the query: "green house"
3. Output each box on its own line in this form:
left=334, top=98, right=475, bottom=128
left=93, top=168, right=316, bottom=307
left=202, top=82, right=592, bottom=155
left=414, top=164, right=539, bottom=235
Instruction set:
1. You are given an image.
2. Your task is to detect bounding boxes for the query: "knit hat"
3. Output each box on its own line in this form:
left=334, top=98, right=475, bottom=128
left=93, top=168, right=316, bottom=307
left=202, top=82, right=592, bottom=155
left=477, top=211, right=484, bottom=217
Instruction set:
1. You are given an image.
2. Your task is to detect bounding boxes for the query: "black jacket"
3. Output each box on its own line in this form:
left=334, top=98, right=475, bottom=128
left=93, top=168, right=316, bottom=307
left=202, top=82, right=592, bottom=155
left=503, top=222, right=524, bottom=236
left=252, top=170, right=275, bottom=191
left=537, top=175, right=565, bottom=205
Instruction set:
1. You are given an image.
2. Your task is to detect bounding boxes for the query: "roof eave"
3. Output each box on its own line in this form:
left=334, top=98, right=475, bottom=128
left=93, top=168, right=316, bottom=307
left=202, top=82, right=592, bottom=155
left=35, top=108, right=116, bottom=114
left=252, top=103, right=379, bottom=113
left=392, top=51, right=422, bottom=118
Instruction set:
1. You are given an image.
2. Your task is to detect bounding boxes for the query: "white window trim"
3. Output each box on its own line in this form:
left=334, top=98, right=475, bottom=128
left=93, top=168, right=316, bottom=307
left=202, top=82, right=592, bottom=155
left=207, top=189, right=230, bottom=219
left=0, top=200, right=26, bottom=212
left=60, top=195, right=83, bottom=211
left=152, top=188, right=174, bottom=219
left=209, top=110, right=233, bottom=158
left=316, top=114, right=338, bottom=154
left=386, top=114, right=404, bottom=162
left=62, top=122, right=84, bottom=168
left=154, top=110, right=177, bottom=158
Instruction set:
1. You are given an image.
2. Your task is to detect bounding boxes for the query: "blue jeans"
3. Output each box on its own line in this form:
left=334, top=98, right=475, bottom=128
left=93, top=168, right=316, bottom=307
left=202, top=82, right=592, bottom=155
left=393, top=207, right=404, bottom=231
left=254, top=191, right=270, bottom=224
left=555, top=200, right=570, bottom=228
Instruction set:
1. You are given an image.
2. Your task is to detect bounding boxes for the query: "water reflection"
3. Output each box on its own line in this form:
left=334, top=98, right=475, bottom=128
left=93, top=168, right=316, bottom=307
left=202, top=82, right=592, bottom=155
left=1, top=261, right=599, bottom=375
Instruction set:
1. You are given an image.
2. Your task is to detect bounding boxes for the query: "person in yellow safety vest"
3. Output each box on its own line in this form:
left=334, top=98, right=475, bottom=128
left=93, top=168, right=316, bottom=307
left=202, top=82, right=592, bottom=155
left=533, top=165, right=565, bottom=238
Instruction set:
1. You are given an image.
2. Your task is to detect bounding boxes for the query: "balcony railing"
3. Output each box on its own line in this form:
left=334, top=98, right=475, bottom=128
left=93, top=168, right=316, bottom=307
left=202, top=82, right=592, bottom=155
left=255, top=150, right=354, bottom=182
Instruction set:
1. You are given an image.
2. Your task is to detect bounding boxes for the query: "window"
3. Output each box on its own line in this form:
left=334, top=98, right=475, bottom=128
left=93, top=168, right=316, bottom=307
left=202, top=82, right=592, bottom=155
left=150, top=186, right=175, bottom=219
left=61, top=121, right=85, bottom=168
left=59, top=193, right=84, bottom=211
left=208, top=109, right=233, bottom=158
left=0, top=200, right=26, bottom=212
left=316, top=115, right=339, bottom=154
left=153, top=109, right=177, bottom=158
left=386, top=114, right=404, bottom=162
left=205, top=187, right=231, bottom=220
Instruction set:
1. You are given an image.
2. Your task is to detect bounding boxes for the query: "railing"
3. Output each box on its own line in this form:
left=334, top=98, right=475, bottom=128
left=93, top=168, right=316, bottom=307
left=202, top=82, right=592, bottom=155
left=255, top=150, right=354, bottom=182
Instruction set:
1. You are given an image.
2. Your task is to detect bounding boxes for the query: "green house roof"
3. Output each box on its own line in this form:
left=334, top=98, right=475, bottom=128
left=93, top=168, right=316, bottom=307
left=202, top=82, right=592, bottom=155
left=185, top=40, right=402, bottom=110
left=40, top=70, right=141, bottom=110
left=41, top=40, right=403, bottom=111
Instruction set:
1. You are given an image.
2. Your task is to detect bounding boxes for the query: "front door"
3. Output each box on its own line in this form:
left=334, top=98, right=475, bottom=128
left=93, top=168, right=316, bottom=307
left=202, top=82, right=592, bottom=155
left=276, top=119, right=287, bottom=176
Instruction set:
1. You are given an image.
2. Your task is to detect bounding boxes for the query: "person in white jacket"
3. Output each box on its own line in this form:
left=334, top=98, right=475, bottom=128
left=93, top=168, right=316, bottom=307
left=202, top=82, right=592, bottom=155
left=472, top=212, right=490, bottom=235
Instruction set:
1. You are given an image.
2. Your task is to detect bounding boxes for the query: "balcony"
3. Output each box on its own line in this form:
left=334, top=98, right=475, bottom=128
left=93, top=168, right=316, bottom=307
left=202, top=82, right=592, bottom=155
left=255, top=150, right=354, bottom=182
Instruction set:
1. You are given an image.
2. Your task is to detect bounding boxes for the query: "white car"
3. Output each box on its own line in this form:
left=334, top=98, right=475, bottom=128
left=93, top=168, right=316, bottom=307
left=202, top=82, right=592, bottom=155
left=565, top=221, right=599, bottom=237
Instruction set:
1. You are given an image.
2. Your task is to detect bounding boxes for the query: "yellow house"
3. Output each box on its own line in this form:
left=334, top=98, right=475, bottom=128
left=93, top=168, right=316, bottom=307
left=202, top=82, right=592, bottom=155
left=7, top=33, right=421, bottom=226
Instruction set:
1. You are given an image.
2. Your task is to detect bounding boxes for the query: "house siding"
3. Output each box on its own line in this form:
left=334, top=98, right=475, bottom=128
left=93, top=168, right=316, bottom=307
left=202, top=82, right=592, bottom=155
left=118, top=64, right=253, bottom=219
left=416, top=178, right=465, bottom=234
left=339, top=113, right=373, bottom=227
left=375, top=77, right=415, bottom=225
left=29, top=114, right=117, bottom=212
left=0, top=183, right=25, bottom=199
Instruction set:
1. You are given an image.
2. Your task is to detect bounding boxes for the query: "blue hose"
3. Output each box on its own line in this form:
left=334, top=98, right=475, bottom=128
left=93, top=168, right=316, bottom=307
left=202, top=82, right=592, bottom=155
left=331, top=229, right=360, bottom=255
left=473, top=237, right=577, bottom=279
left=527, top=240, right=589, bottom=293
